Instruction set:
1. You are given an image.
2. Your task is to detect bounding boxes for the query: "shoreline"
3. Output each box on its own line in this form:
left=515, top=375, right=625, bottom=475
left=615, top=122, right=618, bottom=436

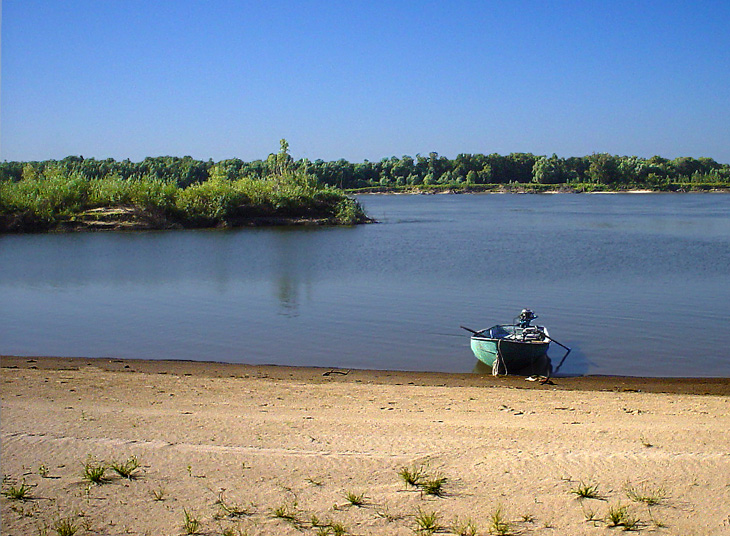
left=349, top=185, right=730, bottom=195
left=0, top=210, right=373, bottom=235
left=3, top=355, right=729, bottom=396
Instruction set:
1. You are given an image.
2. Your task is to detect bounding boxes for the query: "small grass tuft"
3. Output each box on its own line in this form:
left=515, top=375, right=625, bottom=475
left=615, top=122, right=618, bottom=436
left=605, top=502, right=640, bottom=530
left=2, top=479, right=34, bottom=501
left=571, top=480, right=600, bottom=499
left=399, top=463, right=426, bottom=488
left=272, top=504, right=290, bottom=518
left=414, top=508, right=441, bottom=534
left=52, top=517, right=78, bottom=536
left=520, top=513, right=535, bottom=523
left=151, top=485, right=166, bottom=501
left=81, top=457, right=108, bottom=485
left=313, top=519, right=346, bottom=536
left=421, top=476, right=447, bottom=498
left=606, top=503, right=627, bottom=526
left=581, top=502, right=602, bottom=526
left=344, top=490, right=366, bottom=507
left=216, top=490, right=251, bottom=518
left=622, top=515, right=640, bottom=531
left=182, top=508, right=201, bottom=535
left=271, top=502, right=300, bottom=525
left=453, top=516, right=478, bottom=536
left=110, top=455, right=140, bottom=479
left=329, top=521, right=347, bottom=536
left=488, top=506, right=512, bottom=536
left=375, top=505, right=404, bottom=523
left=625, top=481, right=666, bottom=506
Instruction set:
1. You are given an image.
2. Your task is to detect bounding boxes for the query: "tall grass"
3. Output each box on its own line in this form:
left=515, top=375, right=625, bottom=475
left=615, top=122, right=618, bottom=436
left=0, top=168, right=367, bottom=232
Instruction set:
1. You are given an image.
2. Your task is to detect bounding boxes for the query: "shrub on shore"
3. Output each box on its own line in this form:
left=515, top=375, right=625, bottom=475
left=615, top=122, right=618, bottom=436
left=0, top=168, right=367, bottom=232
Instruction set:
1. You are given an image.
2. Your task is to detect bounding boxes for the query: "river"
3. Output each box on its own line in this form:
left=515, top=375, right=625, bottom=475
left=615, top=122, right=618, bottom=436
left=1, top=193, right=728, bottom=377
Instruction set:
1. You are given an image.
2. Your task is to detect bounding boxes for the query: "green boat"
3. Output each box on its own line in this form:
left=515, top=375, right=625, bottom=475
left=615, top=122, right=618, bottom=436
left=462, top=309, right=570, bottom=375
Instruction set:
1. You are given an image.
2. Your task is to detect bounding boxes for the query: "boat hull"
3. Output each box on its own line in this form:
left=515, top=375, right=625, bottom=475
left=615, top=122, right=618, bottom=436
left=470, top=337, right=550, bottom=371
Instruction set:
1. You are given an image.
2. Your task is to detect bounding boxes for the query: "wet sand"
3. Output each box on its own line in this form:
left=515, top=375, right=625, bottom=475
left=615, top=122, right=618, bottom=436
left=2, top=356, right=729, bottom=535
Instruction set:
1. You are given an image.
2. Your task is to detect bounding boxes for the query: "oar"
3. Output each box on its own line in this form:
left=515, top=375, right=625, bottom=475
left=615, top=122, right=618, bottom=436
left=460, top=325, right=487, bottom=336
left=545, top=335, right=571, bottom=353
left=545, top=335, right=572, bottom=374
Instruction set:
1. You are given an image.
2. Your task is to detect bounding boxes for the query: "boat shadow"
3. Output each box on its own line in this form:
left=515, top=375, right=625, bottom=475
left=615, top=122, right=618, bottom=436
left=552, top=342, right=590, bottom=376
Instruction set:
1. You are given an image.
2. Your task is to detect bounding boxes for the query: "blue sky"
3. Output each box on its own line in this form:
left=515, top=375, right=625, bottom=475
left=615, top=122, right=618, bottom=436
left=2, top=0, right=729, bottom=163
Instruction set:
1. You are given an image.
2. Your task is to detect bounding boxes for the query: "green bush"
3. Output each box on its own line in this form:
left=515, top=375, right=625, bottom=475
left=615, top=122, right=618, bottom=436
left=175, top=178, right=249, bottom=224
left=0, top=163, right=366, bottom=232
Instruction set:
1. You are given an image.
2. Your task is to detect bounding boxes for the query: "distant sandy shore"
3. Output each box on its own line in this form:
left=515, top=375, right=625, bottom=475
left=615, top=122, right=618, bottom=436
left=2, top=356, right=729, bottom=535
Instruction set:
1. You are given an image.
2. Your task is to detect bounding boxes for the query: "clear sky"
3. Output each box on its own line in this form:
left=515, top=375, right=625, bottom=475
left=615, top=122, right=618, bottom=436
left=2, top=0, right=729, bottom=163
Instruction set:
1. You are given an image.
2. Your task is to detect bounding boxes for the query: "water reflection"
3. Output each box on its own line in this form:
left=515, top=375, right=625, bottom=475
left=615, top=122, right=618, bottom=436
left=275, top=276, right=299, bottom=316
left=468, top=346, right=589, bottom=377
left=269, top=228, right=318, bottom=316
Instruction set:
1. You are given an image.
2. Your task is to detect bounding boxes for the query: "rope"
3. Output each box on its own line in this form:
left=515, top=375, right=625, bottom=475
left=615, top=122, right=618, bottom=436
left=492, top=338, right=508, bottom=376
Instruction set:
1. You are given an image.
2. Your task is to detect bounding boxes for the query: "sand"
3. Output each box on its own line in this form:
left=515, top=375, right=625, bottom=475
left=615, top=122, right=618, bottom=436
left=2, top=356, right=729, bottom=536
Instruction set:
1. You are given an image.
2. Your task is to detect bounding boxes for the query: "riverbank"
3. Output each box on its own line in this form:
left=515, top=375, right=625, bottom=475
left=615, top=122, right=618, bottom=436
left=0, top=169, right=369, bottom=234
left=347, top=183, right=730, bottom=195
left=2, top=356, right=729, bottom=535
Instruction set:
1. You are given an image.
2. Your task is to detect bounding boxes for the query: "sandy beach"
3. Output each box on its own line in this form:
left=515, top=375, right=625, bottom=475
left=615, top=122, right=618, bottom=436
left=2, top=356, right=729, bottom=535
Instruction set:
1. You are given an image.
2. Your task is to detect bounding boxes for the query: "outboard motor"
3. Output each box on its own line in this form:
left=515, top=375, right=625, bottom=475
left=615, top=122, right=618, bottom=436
left=518, top=309, right=537, bottom=327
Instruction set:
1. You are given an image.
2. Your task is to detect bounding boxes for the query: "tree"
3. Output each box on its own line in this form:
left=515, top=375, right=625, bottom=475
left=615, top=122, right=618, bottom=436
left=267, top=139, right=293, bottom=175
left=587, top=153, right=621, bottom=184
left=532, top=154, right=566, bottom=184
left=670, top=157, right=703, bottom=179
left=697, top=157, right=720, bottom=172
left=563, top=157, right=588, bottom=182
left=428, top=152, right=450, bottom=179
left=506, top=153, right=537, bottom=183
left=478, top=164, right=493, bottom=183
left=392, top=155, right=413, bottom=182
left=617, top=156, right=643, bottom=184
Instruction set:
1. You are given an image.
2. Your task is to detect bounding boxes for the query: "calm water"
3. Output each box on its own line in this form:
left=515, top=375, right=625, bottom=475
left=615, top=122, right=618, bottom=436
left=1, top=194, right=729, bottom=377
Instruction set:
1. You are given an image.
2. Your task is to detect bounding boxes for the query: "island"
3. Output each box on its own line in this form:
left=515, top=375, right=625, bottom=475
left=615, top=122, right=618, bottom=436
left=2, top=145, right=728, bottom=233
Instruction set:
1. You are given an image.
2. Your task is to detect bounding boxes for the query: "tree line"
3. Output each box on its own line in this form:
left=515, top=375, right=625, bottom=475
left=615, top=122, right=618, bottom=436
left=2, top=152, right=728, bottom=191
